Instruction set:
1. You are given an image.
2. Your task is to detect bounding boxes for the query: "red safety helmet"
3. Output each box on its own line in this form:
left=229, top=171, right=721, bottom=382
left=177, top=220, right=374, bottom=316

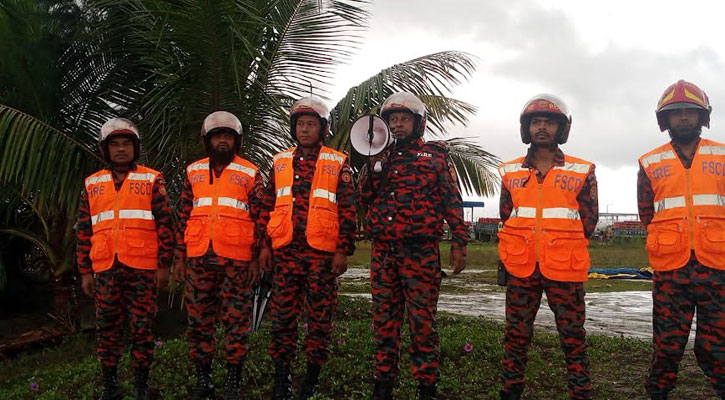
left=655, top=79, right=711, bottom=132
left=519, top=94, right=572, bottom=144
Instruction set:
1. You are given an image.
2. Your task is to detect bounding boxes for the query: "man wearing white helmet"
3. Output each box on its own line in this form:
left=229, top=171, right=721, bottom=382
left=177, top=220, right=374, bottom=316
left=357, top=91, right=468, bottom=400
left=76, top=118, right=175, bottom=400
left=174, top=111, right=264, bottom=400
left=258, top=95, right=357, bottom=399
left=497, top=94, right=598, bottom=399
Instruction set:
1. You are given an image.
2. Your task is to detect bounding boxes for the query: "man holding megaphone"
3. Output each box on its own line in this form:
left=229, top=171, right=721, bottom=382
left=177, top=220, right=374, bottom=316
left=357, top=92, right=468, bottom=400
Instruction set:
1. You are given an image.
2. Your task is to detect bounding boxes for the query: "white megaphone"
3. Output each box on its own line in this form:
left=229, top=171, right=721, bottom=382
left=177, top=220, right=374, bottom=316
left=350, top=115, right=392, bottom=172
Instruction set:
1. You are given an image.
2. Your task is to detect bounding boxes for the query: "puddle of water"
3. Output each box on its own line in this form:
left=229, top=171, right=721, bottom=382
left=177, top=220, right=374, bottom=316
left=341, top=269, right=698, bottom=347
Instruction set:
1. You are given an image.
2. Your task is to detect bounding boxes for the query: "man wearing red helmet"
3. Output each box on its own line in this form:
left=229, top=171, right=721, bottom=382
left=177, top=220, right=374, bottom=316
left=497, top=94, right=598, bottom=400
left=76, top=118, right=175, bottom=400
left=638, top=80, right=725, bottom=400
left=258, top=96, right=357, bottom=399
left=174, top=111, right=264, bottom=400
left=357, top=91, right=468, bottom=400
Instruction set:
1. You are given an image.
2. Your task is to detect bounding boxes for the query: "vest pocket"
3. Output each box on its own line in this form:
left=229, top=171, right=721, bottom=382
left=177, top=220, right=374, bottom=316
left=701, top=216, right=725, bottom=253
left=90, top=230, right=113, bottom=262
left=647, top=219, right=685, bottom=256
left=267, top=207, right=289, bottom=238
left=309, top=208, right=339, bottom=236
left=123, top=227, right=158, bottom=256
left=184, top=218, right=205, bottom=245
left=498, top=228, right=532, bottom=267
left=218, top=216, right=255, bottom=246
left=543, top=234, right=589, bottom=271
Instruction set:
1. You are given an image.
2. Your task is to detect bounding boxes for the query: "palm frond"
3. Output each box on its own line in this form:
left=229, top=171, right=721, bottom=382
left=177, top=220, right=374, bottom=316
left=444, top=137, right=500, bottom=197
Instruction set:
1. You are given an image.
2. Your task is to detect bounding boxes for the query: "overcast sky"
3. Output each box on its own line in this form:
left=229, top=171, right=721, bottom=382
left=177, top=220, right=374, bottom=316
left=329, top=0, right=725, bottom=219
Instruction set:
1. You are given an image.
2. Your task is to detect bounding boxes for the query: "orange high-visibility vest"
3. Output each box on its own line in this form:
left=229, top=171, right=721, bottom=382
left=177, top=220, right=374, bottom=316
left=185, top=156, right=258, bottom=261
left=85, top=166, right=160, bottom=273
left=639, top=138, right=725, bottom=271
left=267, top=146, right=345, bottom=253
left=497, top=155, right=593, bottom=282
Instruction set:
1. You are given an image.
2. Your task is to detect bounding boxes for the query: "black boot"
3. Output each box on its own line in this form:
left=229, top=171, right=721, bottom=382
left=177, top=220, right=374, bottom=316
left=271, top=361, right=293, bottom=400
left=100, top=365, right=121, bottom=400
left=133, top=367, right=150, bottom=400
left=190, top=361, right=214, bottom=400
left=416, top=383, right=436, bottom=400
left=371, top=378, right=393, bottom=400
left=223, top=363, right=242, bottom=400
left=298, top=362, right=321, bottom=399
left=499, top=389, right=522, bottom=400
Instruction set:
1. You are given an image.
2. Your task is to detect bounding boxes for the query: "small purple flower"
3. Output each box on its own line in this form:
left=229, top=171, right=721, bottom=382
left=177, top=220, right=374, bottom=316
left=155, top=340, right=164, bottom=348
left=369, top=322, right=375, bottom=331
left=336, top=338, right=347, bottom=346
left=463, top=342, right=473, bottom=353
left=30, top=382, right=40, bottom=391
left=302, top=323, right=308, bottom=332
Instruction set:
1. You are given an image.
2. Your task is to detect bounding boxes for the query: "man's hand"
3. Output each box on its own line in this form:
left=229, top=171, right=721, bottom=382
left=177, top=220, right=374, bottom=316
left=173, top=256, right=186, bottom=284
left=249, top=259, right=261, bottom=286
left=156, top=268, right=170, bottom=290
left=332, top=252, right=348, bottom=276
left=450, top=247, right=466, bottom=275
left=259, top=246, right=272, bottom=272
left=81, top=273, right=95, bottom=297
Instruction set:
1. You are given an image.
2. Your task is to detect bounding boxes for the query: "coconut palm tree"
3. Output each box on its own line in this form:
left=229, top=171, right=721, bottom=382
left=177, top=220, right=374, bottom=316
left=0, top=0, right=498, bottom=297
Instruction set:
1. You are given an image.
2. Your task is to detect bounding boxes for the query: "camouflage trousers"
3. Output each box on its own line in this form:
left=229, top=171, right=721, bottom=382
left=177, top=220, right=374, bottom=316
left=95, top=262, right=157, bottom=368
left=268, top=245, right=338, bottom=368
left=646, top=255, right=725, bottom=397
left=184, top=257, right=253, bottom=364
left=501, top=267, right=592, bottom=399
left=370, top=241, right=442, bottom=385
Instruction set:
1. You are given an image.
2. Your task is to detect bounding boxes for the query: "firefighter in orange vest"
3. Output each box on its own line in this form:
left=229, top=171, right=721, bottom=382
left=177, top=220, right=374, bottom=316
left=76, top=118, right=175, bottom=400
left=497, top=94, right=598, bottom=400
left=174, top=111, right=264, bottom=400
left=258, top=96, right=357, bottom=400
left=639, top=80, right=725, bottom=400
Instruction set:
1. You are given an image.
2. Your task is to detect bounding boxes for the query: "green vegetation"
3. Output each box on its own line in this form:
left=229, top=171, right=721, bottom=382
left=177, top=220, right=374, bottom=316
left=0, top=297, right=716, bottom=399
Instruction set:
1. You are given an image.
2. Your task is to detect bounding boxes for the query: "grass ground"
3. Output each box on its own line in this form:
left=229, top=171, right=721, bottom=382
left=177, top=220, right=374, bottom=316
left=0, top=297, right=717, bottom=400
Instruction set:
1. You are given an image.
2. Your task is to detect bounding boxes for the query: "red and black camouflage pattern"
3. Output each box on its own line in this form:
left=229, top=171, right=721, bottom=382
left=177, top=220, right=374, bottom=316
left=357, top=138, right=467, bottom=385
left=498, top=147, right=597, bottom=399
left=638, top=138, right=725, bottom=397
left=176, top=162, right=264, bottom=364
left=267, top=246, right=338, bottom=367
left=501, top=268, right=593, bottom=399
left=184, top=257, right=253, bottom=363
left=370, top=241, right=442, bottom=384
left=76, top=167, right=174, bottom=368
left=499, top=147, right=599, bottom=237
left=76, top=167, right=176, bottom=275
left=259, top=144, right=356, bottom=368
left=258, top=144, right=357, bottom=255
left=646, top=257, right=725, bottom=397
left=95, top=264, right=158, bottom=368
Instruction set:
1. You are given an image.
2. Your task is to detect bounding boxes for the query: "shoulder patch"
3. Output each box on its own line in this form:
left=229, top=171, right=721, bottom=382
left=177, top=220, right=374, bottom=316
left=159, top=186, right=167, bottom=196
left=447, top=161, right=459, bottom=185
left=590, top=185, right=597, bottom=200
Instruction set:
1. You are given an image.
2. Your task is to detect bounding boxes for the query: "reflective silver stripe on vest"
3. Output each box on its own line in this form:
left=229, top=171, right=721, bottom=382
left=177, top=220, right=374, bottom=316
left=119, top=209, right=154, bottom=220
left=542, top=207, right=581, bottom=220
left=274, top=151, right=294, bottom=161
left=227, top=163, right=256, bottom=177
left=553, top=162, right=590, bottom=174
left=188, top=163, right=209, bottom=173
left=218, top=197, right=250, bottom=211
left=127, top=172, right=155, bottom=182
left=510, top=207, right=537, bottom=218
left=312, top=188, right=337, bottom=204
left=641, top=150, right=676, bottom=168
left=193, top=197, right=213, bottom=208
left=499, top=163, right=528, bottom=176
left=654, top=196, right=686, bottom=212
left=693, top=194, right=725, bottom=207
left=91, top=210, right=115, bottom=225
left=319, top=152, right=344, bottom=164
left=85, top=174, right=112, bottom=187
left=511, top=207, right=580, bottom=220
left=277, top=186, right=292, bottom=197
left=699, top=146, right=725, bottom=156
